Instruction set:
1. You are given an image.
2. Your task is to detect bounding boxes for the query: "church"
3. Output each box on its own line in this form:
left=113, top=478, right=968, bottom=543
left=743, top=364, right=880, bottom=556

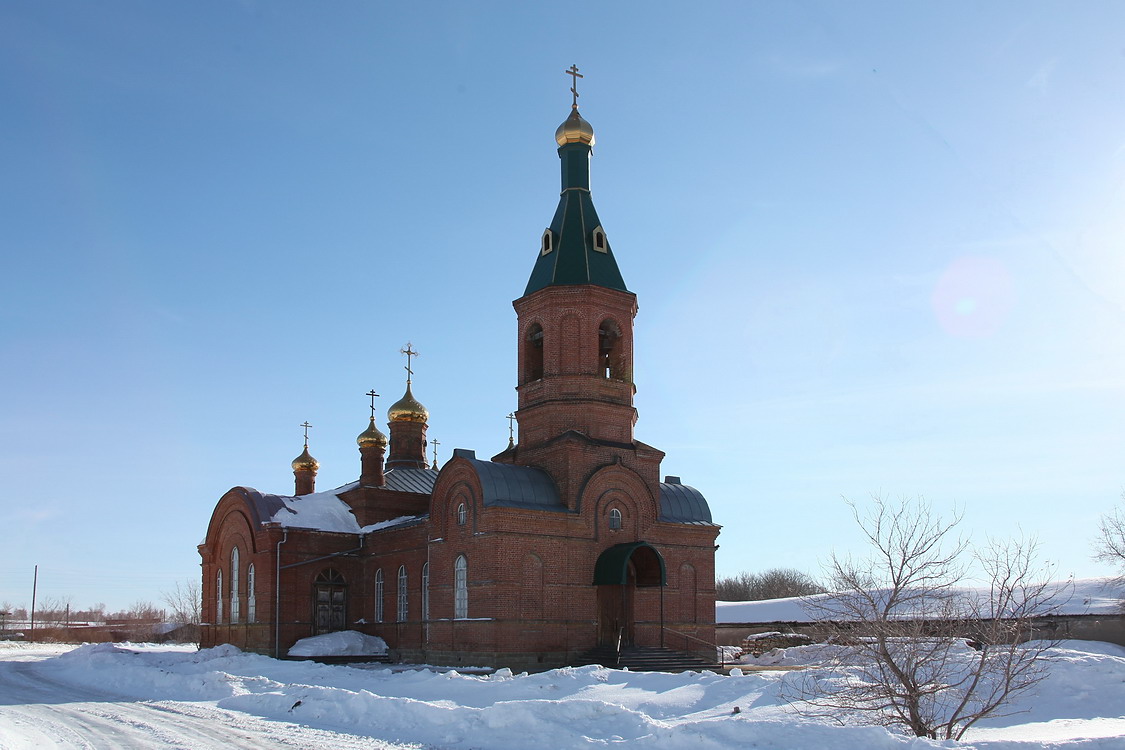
left=199, top=73, right=721, bottom=670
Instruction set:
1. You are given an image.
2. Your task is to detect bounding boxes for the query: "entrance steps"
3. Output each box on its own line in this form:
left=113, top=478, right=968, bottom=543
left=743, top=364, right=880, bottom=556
left=573, top=645, right=721, bottom=673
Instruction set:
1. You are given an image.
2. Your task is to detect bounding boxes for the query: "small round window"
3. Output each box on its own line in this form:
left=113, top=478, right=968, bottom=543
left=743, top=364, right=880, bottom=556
left=609, top=508, right=622, bottom=530
left=457, top=502, right=467, bottom=525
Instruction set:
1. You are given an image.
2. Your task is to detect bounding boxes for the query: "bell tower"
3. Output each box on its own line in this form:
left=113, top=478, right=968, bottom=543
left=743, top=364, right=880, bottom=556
left=511, top=68, right=642, bottom=455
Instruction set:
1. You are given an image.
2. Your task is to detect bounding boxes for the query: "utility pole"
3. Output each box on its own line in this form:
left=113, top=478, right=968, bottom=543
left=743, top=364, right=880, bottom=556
left=30, top=565, right=37, bottom=639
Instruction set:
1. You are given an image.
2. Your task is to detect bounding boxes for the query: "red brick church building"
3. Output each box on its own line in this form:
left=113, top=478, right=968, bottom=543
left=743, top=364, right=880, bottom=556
left=199, top=82, right=720, bottom=669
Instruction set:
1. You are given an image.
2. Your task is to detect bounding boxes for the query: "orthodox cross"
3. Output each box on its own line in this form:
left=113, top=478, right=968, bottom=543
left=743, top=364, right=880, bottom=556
left=401, top=342, right=419, bottom=385
left=300, top=421, right=312, bottom=447
left=431, top=438, right=441, bottom=469
left=506, top=411, right=517, bottom=448
left=366, top=389, right=380, bottom=419
left=565, top=64, right=583, bottom=109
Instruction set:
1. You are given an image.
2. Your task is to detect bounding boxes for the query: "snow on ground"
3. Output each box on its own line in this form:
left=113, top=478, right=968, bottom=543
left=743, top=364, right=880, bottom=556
left=717, top=577, right=1125, bottom=623
left=1, top=637, right=1123, bottom=749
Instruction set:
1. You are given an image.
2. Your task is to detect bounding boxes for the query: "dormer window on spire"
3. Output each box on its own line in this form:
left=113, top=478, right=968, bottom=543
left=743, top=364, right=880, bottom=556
left=541, top=229, right=554, bottom=256
left=592, top=226, right=606, bottom=253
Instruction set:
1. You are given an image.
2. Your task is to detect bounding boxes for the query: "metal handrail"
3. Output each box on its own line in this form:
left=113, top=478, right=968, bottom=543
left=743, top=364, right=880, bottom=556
left=615, top=627, right=624, bottom=665
left=661, top=626, right=726, bottom=668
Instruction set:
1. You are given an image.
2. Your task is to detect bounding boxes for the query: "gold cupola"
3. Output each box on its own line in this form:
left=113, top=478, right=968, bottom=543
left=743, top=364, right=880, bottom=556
left=387, top=384, right=429, bottom=424
left=291, top=445, right=319, bottom=472
left=555, top=108, right=595, bottom=146
left=357, top=417, right=389, bottom=448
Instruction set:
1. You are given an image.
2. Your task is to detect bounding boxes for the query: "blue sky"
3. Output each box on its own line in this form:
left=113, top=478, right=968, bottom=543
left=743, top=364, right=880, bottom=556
left=2, top=1, right=1124, bottom=611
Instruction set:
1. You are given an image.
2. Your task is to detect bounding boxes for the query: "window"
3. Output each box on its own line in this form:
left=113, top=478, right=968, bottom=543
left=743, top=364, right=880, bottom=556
left=598, top=319, right=623, bottom=379
left=374, top=569, right=384, bottom=623
left=397, top=565, right=408, bottom=622
left=454, top=555, right=468, bottom=619
left=247, top=564, right=256, bottom=623
left=592, top=225, right=607, bottom=253
left=230, top=547, right=240, bottom=624
left=457, top=502, right=467, bottom=525
left=421, top=562, right=430, bottom=621
left=541, top=228, right=553, bottom=256
left=609, top=508, right=622, bottom=530
left=526, top=324, right=544, bottom=381
left=215, top=570, right=223, bottom=625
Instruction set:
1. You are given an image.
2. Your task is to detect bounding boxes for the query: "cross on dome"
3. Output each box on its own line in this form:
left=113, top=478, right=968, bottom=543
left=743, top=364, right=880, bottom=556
left=565, top=64, right=583, bottom=110
left=401, top=342, right=419, bottom=385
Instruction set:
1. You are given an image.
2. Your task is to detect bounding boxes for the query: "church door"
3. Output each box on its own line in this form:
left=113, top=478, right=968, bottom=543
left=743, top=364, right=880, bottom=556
left=313, top=568, right=347, bottom=634
left=596, top=562, right=636, bottom=647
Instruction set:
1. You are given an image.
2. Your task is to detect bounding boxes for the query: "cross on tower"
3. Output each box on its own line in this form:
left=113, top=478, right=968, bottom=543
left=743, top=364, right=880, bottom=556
left=366, top=389, right=380, bottom=419
left=300, top=421, right=312, bottom=446
left=431, top=438, right=441, bottom=469
left=401, top=342, right=419, bottom=385
left=565, top=64, right=583, bottom=109
left=506, top=411, right=517, bottom=448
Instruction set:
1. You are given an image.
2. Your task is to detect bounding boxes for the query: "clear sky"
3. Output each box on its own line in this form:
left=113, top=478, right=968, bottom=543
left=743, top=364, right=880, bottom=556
left=2, top=1, right=1124, bottom=612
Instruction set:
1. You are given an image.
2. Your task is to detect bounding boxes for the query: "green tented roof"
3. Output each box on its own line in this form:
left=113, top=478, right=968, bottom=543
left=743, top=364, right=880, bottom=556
left=524, top=143, right=629, bottom=296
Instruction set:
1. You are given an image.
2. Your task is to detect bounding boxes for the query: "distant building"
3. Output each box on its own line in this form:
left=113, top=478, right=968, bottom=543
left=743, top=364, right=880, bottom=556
left=199, top=81, right=721, bottom=669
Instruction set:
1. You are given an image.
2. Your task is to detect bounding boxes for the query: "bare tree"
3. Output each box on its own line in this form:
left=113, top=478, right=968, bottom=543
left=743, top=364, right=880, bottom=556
left=162, top=581, right=201, bottom=642
left=789, top=496, right=1066, bottom=741
left=716, top=568, right=823, bottom=601
left=1094, top=500, right=1125, bottom=592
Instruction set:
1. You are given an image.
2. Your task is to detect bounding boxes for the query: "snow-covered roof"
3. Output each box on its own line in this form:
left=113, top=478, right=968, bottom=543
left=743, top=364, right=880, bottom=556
left=716, top=578, right=1124, bottom=623
left=239, top=481, right=426, bottom=534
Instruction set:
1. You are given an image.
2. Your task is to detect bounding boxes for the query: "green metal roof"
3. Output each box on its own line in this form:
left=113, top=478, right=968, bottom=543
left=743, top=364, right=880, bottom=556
left=592, top=541, right=666, bottom=587
left=523, top=142, right=629, bottom=296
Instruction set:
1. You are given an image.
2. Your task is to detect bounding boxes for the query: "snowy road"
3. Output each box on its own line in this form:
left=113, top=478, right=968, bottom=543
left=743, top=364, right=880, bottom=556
left=0, top=650, right=409, bottom=750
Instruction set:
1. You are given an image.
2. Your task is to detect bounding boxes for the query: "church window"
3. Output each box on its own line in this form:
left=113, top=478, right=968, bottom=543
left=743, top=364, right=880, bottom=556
left=247, top=564, right=256, bottom=623
left=592, top=225, right=607, bottom=253
left=609, top=508, right=622, bottom=530
left=396, top=565, right=408, bottom=622
left=598, top=319, right=623, bottom=379
left=526, top=324, right=544, bottom=381
left=421, top=562, right=430, bottom=621
left=314, top=568, right=346, bottom=634
left=230, top=547, right=241, bottom=624
left=456, top=502, right=467, bottom=526
left=215, top=569, right=223, bottom=625
left=374, top=569, right=384, bottom=623
left=541, top=228, right=553, bottom=256
left=454, top=555, right=468, bottom=619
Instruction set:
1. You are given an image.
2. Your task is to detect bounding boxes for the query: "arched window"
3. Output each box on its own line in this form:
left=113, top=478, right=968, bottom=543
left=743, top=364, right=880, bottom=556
left=215, top=569, right=223, bottom=625
left=374, top=569, right=384, bottom=623
left=396, top=565, right=408, bottom=622
left=526, top=324, right=544, bottom=381
left=230, top=547, right=241, bottom=624
left=609, top=508, right=622, bottom=530
left=456, top=502, right=467, bottom=525
left=454, top=555, right=468, bottom=619
left=598, top=319, right=623, bottom=379
left=247, top=564, right=256, bottom=623
left=314, top=568, right=346, bottom=634
left=541, top=228, right=553, bottom=256
left=421, top=562, right=430, bottom=621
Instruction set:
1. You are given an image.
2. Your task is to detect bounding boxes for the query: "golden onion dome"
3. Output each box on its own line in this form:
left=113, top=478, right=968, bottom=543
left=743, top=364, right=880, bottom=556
left=357, top=417, right=389, bottom=448
left=291, top=445, right=319, bottom=472
left=387, top=384, right=429, bottom=423
left=555, top=108, right=595, bottom=146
